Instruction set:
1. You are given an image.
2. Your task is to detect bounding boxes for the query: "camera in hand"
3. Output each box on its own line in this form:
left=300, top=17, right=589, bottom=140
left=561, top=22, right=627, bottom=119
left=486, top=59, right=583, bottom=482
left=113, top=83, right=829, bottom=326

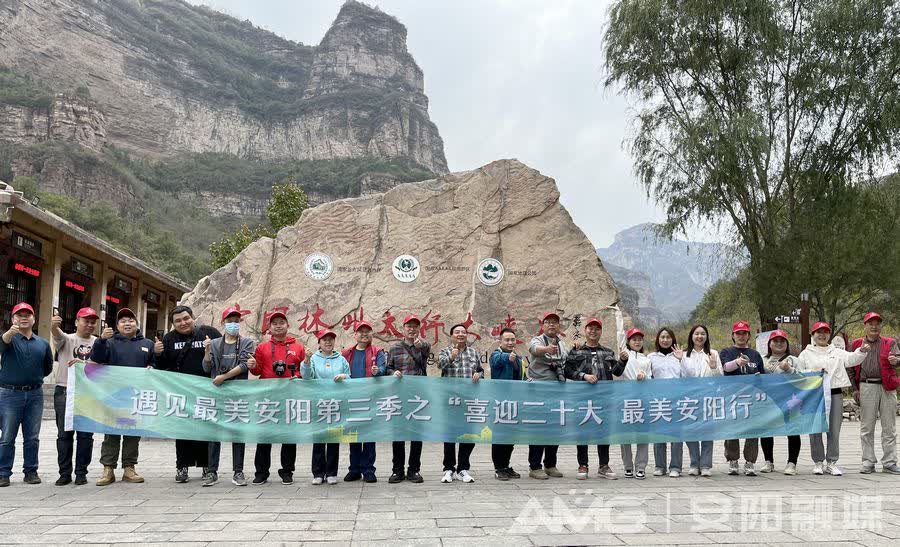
left=273, top=360, right=287, bottom=377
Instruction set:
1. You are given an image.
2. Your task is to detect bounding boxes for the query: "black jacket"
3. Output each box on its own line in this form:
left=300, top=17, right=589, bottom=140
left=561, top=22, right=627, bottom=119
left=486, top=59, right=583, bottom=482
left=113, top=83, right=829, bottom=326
left=90, top=331, right=155, bottom=368
left=564, top=344, right=626, bottom=381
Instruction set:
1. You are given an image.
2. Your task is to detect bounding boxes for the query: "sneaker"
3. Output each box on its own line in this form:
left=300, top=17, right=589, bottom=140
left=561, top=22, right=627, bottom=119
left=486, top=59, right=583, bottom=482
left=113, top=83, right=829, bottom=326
left=635, top=469, right=646, bottom=480
left=364, top=473, right=377, bottom=483
left=311, top=477, right=324, bottom=485
left=326, top=476, right=338, bottom=485
left=688, top=467, right=700, bottom=477
left=74, top=475, right=87, bottom=486
left=506, top=467, right=521, bottom=479
left=494, top=469, right=510, bottom=481
left=457, top=470, right=475, bottom=483
left=761, top=461, right=775, bottom=473
left=544, top=467, right=563, bottom=478
left=744, top=463, right=757, bottom=476
left=201, top=471, right=218, bottom=487
left=813, top=462, right=824, bottom=475
left=344, top=472, right=362, bottom=482
left=576, top=465, right=589, bottom=480
left=669, top=469, right=681, bottom=478
left=598, top=465, right=618, bottom=480
left=388, top=472, right=405, bottom=484
left=278, top=470, right=293, bottom=485
left=252, top=475, right=268, bottom=485
left=860, top=466, right=875, bottom=474
left=624, top=469, right=634, bottom=479
left=175, top=467, right=189, bottom=483
left=783, top=463, right=797, bottom=476
left=700, top=468, right=712, bottom=477
left=883, top=464, right=900, bottom=475
left=441, top=470, right=454, bottom=483
left=23, top=472, right=41, bottom=485
left=529, top=468, right=549, bottom=480
left=55, top=475, right=72, bottom=486
left=232, top=472, right=247, bottom=486
left=825, top=463, right=842, bottom=476
left=0, top=476, right=9, bottom=487
left=653, top=468, right=666, bottom=477
left=407, top=471, right=424, bottom=483
left=728, top=461, right=740, bottom=476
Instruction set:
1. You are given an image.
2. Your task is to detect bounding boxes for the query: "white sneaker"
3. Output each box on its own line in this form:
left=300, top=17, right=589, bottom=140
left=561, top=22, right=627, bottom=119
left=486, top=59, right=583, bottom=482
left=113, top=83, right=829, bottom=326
left=668, top=469, right=681, bottom=478
left=761, top=461, right=775, bottom=473
left=728, top=461, right=739, bottom=475
left=311, top=477, right=324, bottom=485
left=653, top=468, right=665, bottom=477
left=688, top=467, right=700, bottom=476
left=813, top=462, right=824, bottom=475
left=744, top=463, right=757, bottom=476
left=457, top=470, right=475, bottom=483
left=825, top=463, right=842, bottom=476
left=441, top=470, right=454, bottom=483
left=326, top=476, right=338, bottom=485
left=700, top=468, right=712, bottom=477
left=783, top=463, right=797, bottom=476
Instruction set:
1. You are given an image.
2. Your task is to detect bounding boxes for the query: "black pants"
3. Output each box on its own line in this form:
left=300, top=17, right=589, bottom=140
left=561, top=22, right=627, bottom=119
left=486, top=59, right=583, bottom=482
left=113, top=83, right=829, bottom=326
left=254, top=443, right=296, bottom=479
left=528, top=445, right=559, bottom=470
left=392, top=441, right=422, bottom=474
left=312, top=443, right=339, bottom=478
left=576, top=444, right=610, bottom=467
left=492, top=444, right=515, bottom=470
left=761, top=436, right=802, bottom=464
left=176, top=439, right=209, bottom=469
left=54, top=386, right=93, bottom=477
left=208, top=442, right=245, bottom=473
left=442, top=443, right=475, bottom=472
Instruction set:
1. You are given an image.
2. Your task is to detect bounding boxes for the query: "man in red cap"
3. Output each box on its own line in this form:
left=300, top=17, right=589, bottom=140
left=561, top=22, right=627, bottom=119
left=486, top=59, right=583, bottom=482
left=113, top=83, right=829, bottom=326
left=719, top=320, right=765, bottom=476
left=341, top=319, right=385, bottom=483
left=385, top=313, right=431, bottom=483
left=850, top=312, right=899, bottom=474
left=527, top=311, right=570, bottom=479
left=50, top=307, right=99, bottom=486
left=0, top=302, right=54, bottom=488
left=250, top=308, right=305, bottom=485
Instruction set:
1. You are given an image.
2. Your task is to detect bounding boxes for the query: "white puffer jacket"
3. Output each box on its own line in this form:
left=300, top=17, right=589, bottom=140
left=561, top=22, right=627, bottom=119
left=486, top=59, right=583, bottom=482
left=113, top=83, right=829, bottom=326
left=797, top=344, right=867, bottom=389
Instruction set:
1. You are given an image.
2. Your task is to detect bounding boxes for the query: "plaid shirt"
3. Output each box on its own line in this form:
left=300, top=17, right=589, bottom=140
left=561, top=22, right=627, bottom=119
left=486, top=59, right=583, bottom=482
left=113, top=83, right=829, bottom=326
left=385, top=340, right=431, bottom=376
left=438, top=345, right=484, bottom=378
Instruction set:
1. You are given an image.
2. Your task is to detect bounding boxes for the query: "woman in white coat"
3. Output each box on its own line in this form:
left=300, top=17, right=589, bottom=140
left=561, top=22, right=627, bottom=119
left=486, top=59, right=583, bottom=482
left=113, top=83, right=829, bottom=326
left=797, top=322, right=870, bottom=476
left=619, top=328, right=652, bottom=479
left=682, top=325, right=722, bottom=476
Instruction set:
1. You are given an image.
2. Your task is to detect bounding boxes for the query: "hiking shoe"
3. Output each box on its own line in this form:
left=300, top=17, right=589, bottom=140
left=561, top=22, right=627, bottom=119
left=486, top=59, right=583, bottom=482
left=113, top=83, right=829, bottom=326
left=860, top=466, right=875, bottom=475
left=23, top=472, right=41, bottom=485
left=635, top=469, right=646, bottom=480
left=278, top=470, right=293, bottom=485
left=311, top=477, right=324, bottom=485
left=457, top=470, right=475, bottom=483
left=441, top=470, right=454, bottom=483
left=326, top=476, right=338, bottom=485
left=74, top=475, right=87, bottom=485
left=232, top=472, right=247, bottom=486
left=529, top=468, right=549, bottom=480
left=506, top=467, right=521, bottom=479
left=344, top=472, right=362, bottom=482
left=883, top=464, right=900, bottom=475
left=0, top=476, right=9, bottom=487
left=252, top=475, right=268, bottom=485
left=598, top=465, right=618, bottom=480
left=653, top=468, right=666, bottom=477
left=388, top=472, right=405, bottom=484
left=201, top=471, right=218, bottom=487
left=624, top=469, right=634, bottom=479
left=700, top=468, right=712, bottom=477
left=495, top=469, right=511, bottom=481
left=363, top=473, right=377, bottom=483
left=407, top=471, right=423, bottom=483
left=744, top=463, right=757, bottom=477
left=825, top=463, right=842, bottom=476
left=813, top=462, right=824, bottom=475
left=122, top=467, right=144, bottom=483
left=761, top=461, right=775, bottom=473
left=96, top=466, right=115, bottom=486
left=55, top=475, right=72, bottom=486
left=727, top=461, right=739, bottom=476
left=576, top=465, right=589, bottom=480
left=687, top=467, right=700, bottom=477
left=783, top=463, right=797, bottom=476
left=544, top=467, right=563, bottom=478
left=175, top=467, right=189, bottom=483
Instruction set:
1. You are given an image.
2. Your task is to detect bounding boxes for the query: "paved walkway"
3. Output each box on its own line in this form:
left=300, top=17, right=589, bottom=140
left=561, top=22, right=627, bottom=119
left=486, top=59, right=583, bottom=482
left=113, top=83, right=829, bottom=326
left=0, top=420, right=898, bottom=546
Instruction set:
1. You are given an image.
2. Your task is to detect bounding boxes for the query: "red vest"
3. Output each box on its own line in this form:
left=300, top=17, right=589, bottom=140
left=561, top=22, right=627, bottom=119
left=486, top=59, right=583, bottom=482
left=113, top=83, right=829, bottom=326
left=851, top=337, right=898, bottom=391
left=341, top=344, right=384, bottom=378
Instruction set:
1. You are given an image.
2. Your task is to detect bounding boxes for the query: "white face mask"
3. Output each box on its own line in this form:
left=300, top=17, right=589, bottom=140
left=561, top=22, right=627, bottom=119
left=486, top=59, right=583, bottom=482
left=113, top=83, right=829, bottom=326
left=224, top=323, right=240, bottom=336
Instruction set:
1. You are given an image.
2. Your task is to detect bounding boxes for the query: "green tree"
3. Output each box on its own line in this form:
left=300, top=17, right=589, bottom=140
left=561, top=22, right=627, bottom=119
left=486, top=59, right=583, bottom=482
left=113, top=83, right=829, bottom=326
left=604, top=0, right=900, bottom=329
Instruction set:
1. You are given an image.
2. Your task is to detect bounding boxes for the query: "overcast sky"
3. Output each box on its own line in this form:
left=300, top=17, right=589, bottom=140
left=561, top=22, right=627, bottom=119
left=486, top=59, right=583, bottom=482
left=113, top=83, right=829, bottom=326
left=192, top=0, right=666, bottom=247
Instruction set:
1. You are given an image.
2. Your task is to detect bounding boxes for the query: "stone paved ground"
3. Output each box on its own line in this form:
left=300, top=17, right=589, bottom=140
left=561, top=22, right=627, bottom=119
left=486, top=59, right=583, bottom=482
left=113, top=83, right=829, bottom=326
left=1, top=420, right=898, bottom=546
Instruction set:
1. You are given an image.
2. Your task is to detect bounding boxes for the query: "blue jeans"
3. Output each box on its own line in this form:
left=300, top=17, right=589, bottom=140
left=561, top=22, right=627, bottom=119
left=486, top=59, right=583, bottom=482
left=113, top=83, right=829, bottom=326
left=349, top=442, right=376, bottom=475
left=686, top=441, right=714, bottom=470
left=653, top=442, right=683, bottom=472
left=0, top=386, right=44, bottom=478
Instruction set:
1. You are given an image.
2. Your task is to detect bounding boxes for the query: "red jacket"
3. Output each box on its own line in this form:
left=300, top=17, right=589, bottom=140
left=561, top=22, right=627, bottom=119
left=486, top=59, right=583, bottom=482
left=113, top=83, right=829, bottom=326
left=254, top=335, right=305, bottom=379
left=341, top=344, right=384, bottom=378
left=851, top=337, right=898, bottom=391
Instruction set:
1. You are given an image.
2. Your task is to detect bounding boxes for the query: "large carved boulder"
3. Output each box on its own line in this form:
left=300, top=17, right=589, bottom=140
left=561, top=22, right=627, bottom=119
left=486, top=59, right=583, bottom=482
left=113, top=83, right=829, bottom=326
left=182, top=159, right=621, bottom=370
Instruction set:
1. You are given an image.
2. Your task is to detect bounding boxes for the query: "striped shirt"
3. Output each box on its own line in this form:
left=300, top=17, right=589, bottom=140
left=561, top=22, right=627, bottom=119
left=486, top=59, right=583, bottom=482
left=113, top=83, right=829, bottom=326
left=438, top=345, right=484, bottom=378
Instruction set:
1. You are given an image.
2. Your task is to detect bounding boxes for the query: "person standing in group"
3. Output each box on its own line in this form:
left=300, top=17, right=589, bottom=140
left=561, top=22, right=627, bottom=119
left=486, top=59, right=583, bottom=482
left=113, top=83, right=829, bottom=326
left=490, top=328, right=525, bottom=481
left=761, top=329, right=802, bottom=475
left=620, top=328, right=651, bottom=479
left=341, top=320, right=384, bottom=484
left=154, top=305, right=222, bottom=483
left=0, top=303, right=54, bottom=488
left=250, top=309, right=305, bottom=485
left=201, top=306, right=256, bottom=487
left=385, top=314, right=430, bottom=484
left=648, top=327, right=687, bottom=478
left=720, top=320, right=766, bottom=476
left=437, top=323, right=484, bottom=484
left=682, top=324, right=721, bottom=476
left=527, top=312, right=570, bottom=480
left=50, top=307, right=98, bottom=486
left=850, top=312, right=900, bottom=475
left=301, top=329, right=350, bottom=485
left=565, top=317, right=627, bottom=480
left=797, top=321, right=869, bottom=476
left=90, top=308, right=155, bottom=486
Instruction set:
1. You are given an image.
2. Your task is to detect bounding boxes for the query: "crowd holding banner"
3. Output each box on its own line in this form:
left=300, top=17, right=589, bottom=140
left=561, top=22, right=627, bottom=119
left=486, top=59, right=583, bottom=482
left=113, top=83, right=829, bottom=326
left=1, top=301, right=898, bottom=489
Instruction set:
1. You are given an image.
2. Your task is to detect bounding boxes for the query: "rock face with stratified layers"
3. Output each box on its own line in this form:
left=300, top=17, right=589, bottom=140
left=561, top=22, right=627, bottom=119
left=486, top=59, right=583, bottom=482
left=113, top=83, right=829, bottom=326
left=182, top=159, right=622, bottom=367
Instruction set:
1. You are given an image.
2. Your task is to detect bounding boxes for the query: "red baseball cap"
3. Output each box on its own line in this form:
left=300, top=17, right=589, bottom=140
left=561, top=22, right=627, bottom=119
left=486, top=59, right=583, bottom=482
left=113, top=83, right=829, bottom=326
left=76, top=307, right=99, bottom=319
left=768, top=329, right=789, bottom=342
left=732, top=320, right=751, bottom=333
left=626, top=327, right=644, bottom=340
left=11, top=302, right=34, bottom=316
left=402, top=314, right=420, bottom=326
left=584, top=317, right=602, bottom=328
left=542, top=311, right=560, bottom=322
left=354, top=320, right=373, bottom=332
left=863, top=312, right=882, bottom=324
left=117, top=308, right=136, bottom=320
left=316, top=328, right=337, bottom=340
left=268, top=310, right=288, bottom=322
left=810, top=321, right=831, bottom=334
left=221, top=306, right=245, bottom=322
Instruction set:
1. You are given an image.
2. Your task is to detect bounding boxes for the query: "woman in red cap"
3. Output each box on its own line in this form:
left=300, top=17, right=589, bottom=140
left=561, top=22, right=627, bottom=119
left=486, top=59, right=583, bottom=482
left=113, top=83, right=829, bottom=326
left=763, top=330, right=801, bottom=475
left=619, top=328, right=651, bottom=479
left=797, top=322, right=870, bottom=476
